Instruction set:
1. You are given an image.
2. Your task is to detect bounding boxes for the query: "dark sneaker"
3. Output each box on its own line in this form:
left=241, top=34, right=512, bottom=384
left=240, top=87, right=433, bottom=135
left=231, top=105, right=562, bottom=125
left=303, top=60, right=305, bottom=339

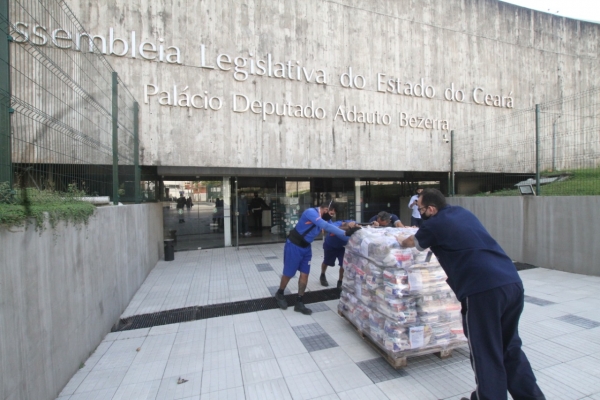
left=275, top=292, right=288, bottom=310
left=294, top=301, right=312, bottom=315
left=320, top=274, right=329, bottom=287
left=337, top=280, right=343, bottom=290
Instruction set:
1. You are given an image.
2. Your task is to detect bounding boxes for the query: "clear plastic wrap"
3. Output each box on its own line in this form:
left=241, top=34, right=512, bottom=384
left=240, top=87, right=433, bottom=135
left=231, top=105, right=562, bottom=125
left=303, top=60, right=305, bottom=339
left=339, top=226, right=466, bottom=359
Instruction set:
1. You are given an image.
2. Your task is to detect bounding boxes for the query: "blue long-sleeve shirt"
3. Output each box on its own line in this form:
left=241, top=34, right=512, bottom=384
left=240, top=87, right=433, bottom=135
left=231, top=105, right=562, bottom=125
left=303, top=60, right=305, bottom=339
left=295, top=207, right=347, bottom=243
left=324, top=220, right=351, bottom=249
left=414, top=205, right=521, bottom=301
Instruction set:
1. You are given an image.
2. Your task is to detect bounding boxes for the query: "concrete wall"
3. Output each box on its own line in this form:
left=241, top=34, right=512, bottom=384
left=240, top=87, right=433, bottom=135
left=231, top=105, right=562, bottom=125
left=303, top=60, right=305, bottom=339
left=448, top=196, right=600, bottom=276
left=0, top=203, right=163, bottom=400
left=15, top=0, right=596, bottom=174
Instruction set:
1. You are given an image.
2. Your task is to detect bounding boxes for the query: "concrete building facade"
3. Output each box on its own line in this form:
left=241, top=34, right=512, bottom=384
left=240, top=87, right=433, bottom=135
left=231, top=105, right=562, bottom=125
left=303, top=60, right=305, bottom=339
left=10, top=0, right=600, bottom=247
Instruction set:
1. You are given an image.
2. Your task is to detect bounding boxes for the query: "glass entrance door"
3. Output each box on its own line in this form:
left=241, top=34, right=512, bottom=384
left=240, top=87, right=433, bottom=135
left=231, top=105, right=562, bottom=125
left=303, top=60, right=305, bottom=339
left=231, top=177, right=285, bottom=247
left=162, top=179, right=226, bottom=251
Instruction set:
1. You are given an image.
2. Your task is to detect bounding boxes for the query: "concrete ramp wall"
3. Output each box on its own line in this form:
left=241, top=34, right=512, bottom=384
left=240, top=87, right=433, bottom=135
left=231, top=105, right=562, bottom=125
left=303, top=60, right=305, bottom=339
left=449, top=196, right=600, bottom=276
left=0, top=203, right=163, bottom=400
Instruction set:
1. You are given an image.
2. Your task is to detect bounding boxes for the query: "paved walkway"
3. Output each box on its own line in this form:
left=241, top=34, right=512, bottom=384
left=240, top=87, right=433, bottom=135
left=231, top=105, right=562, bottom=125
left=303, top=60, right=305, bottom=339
left=57, top=245, right=600, bottom=400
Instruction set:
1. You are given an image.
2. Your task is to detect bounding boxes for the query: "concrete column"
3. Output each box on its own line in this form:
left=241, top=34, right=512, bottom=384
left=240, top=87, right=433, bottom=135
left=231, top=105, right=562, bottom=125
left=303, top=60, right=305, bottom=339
left=355, top=178, right=362, bottom=223
left=222, top=177, right=231, bottom=246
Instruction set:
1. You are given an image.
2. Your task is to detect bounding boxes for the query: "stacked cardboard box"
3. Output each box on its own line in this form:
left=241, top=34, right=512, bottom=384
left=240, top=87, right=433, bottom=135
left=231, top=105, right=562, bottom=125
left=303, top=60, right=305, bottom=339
left=339, top=227, right=466, bottom=359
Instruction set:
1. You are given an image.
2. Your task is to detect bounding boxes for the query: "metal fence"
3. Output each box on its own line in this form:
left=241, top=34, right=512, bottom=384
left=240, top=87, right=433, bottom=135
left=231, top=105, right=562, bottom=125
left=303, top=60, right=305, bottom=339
left=451, top=87, right=600, bottom=196
left=0, top=0, right=142, bottom=204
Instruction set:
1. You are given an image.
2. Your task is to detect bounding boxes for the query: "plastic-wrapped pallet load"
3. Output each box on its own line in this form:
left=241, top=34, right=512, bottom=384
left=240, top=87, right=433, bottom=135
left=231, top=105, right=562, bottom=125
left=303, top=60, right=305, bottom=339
left=338, top=227, right=466, bottom=363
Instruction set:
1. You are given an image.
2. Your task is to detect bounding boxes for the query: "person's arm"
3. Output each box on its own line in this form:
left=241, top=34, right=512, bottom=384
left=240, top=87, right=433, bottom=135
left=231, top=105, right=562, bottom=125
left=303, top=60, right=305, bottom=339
left=391, top=215, right=405, bottom=227
left=397, top=234, right=426, bottom=251
left=398, top=235, right=415, bottom=248
left=315, top=217, right=346, bottom=239
left=408, top=196, right=417, bottom=208
left=368, top=216, right=380, bottom=227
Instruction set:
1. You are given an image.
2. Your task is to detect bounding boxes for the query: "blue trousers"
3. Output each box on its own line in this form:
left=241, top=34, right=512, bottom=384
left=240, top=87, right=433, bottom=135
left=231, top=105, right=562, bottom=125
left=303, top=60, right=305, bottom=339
left=462, top=283, right=545, bottom=400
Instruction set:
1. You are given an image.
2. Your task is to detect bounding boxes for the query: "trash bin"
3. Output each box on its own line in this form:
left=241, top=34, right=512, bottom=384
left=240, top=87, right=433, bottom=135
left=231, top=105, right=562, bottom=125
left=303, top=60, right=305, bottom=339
left=164, top=239, right=175, bottom=261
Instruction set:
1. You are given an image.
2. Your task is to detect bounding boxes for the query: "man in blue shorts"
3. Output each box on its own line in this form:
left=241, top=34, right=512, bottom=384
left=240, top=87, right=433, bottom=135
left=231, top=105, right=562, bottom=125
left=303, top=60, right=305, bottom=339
left=398, top=189, right=545, bottom=400
left=368, top=211, right=405, bottom=227
left=275, top=201, right=360, bottom=315
left=319, top=207, right=357, bottom=290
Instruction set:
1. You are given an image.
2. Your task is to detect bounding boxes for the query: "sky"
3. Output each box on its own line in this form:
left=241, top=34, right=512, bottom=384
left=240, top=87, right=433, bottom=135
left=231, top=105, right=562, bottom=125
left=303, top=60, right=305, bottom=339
left=501, top=0, right=600, bottom=23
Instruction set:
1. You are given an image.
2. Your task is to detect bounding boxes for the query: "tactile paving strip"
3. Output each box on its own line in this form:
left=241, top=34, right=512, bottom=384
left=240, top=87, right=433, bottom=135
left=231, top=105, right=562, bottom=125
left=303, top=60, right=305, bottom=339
left=356, top=357, right=409, bottom=383
left=255, top=263, right=274, bottom=272
left=557, top=314, right=600, bottom=329
left=524, top=295, right=556, bottom=306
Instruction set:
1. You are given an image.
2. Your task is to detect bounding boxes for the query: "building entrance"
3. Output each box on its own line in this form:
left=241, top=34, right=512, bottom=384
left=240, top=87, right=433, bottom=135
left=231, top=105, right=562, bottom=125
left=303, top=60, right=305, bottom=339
left=162, top=179, right=226, bottom=251
left=161, top=176, right=358, bottom=251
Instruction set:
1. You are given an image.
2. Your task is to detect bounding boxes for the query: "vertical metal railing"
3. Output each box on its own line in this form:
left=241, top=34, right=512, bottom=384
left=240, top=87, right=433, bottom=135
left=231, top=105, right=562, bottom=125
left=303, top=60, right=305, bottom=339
left=0, top=0, right=11, bottom=187
left=134, top=102, right=140, bottom=203
left=451, top=87, right=600, bottom=196
left=112, top=72, right=119, bottom=204
left=535, top=104, right=541, bottom=195
left=5, top=0, right=144, bottom=202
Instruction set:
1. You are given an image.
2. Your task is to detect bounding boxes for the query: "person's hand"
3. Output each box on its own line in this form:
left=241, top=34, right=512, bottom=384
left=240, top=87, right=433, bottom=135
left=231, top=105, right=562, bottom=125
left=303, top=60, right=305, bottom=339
left=345, top=226, right=362, bottom=236
left=372, top=221, right=380, bottom=227
left=396, top=235, right=415, bottom=248
left=396, top=235, right=408, bottom=246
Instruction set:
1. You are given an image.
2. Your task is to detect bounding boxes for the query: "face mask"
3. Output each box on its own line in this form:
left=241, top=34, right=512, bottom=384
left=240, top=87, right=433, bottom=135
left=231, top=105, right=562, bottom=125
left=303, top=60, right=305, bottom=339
left=322, top=213, right=332, bottom=222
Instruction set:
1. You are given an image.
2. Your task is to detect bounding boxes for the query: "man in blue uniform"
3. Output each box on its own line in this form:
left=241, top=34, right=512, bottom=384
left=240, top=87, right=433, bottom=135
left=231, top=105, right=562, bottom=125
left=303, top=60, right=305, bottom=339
left=368, top=211, right=404, bottom=227
left=398, top=189, right=545, bottom=400
left=275, top=201, right=359, bottom=315
left=319, top=205, right=357, bottom=290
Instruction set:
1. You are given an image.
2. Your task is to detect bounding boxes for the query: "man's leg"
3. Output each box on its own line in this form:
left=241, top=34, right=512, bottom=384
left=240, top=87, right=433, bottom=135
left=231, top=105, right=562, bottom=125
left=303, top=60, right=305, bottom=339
left=336, top=250, right=345, bottom=290
left=257, top=211, right=263, bottom=229
left=294, top=248, right=313, bottom=315
left=278, top=275, right=292, bottom=291
left=502, top=284, right=546, bottom=400
left=295, top=272, right=312, bottom=315
left=275, top=242, right=297, bottom=310
left=462, top=288, right=509, bottom=400
left=320, top=263, right=329, bottom=286
left=321, top=245, right=338, bottom=287
left=275, top=275, right=291, bottom=310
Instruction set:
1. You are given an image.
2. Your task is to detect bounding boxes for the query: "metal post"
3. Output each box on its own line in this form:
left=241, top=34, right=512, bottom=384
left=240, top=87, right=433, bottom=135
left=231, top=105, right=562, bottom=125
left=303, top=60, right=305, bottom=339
left=0, top=0, right=12, bottom=187
left=112, top=72, right=119, bottom=205
left=450, top=130, right=455, bottom=196
left=552, top=115, right=560, bottom=172
left=133, top=101, right=140, bottom=203
left=234, top=178, right=239, bottom=250
left=535, top=104, right=541, bottom=195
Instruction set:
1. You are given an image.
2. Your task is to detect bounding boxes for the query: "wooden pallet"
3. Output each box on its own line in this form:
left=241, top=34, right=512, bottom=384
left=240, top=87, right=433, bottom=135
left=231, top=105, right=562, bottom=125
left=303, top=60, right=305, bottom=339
left=338, top=309, right=461, bottom=369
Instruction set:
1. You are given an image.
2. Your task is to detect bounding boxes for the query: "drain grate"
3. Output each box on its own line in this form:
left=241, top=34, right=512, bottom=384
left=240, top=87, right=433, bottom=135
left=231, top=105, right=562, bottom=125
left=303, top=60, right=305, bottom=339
left=113, top=288, right=341, bottom=332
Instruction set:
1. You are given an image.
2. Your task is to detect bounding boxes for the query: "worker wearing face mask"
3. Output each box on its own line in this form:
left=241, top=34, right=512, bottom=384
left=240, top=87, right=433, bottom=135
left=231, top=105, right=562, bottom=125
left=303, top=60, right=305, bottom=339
left=397, top=189, right=545, bottom=400
left=274, top=200, right=361, bottom=315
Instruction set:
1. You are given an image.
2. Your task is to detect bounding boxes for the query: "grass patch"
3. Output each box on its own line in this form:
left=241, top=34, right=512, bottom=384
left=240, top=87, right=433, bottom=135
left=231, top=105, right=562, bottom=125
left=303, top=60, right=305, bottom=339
left=473, top=167, right=600, bottom=196
left=0, top=182, right=96, bottom=230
